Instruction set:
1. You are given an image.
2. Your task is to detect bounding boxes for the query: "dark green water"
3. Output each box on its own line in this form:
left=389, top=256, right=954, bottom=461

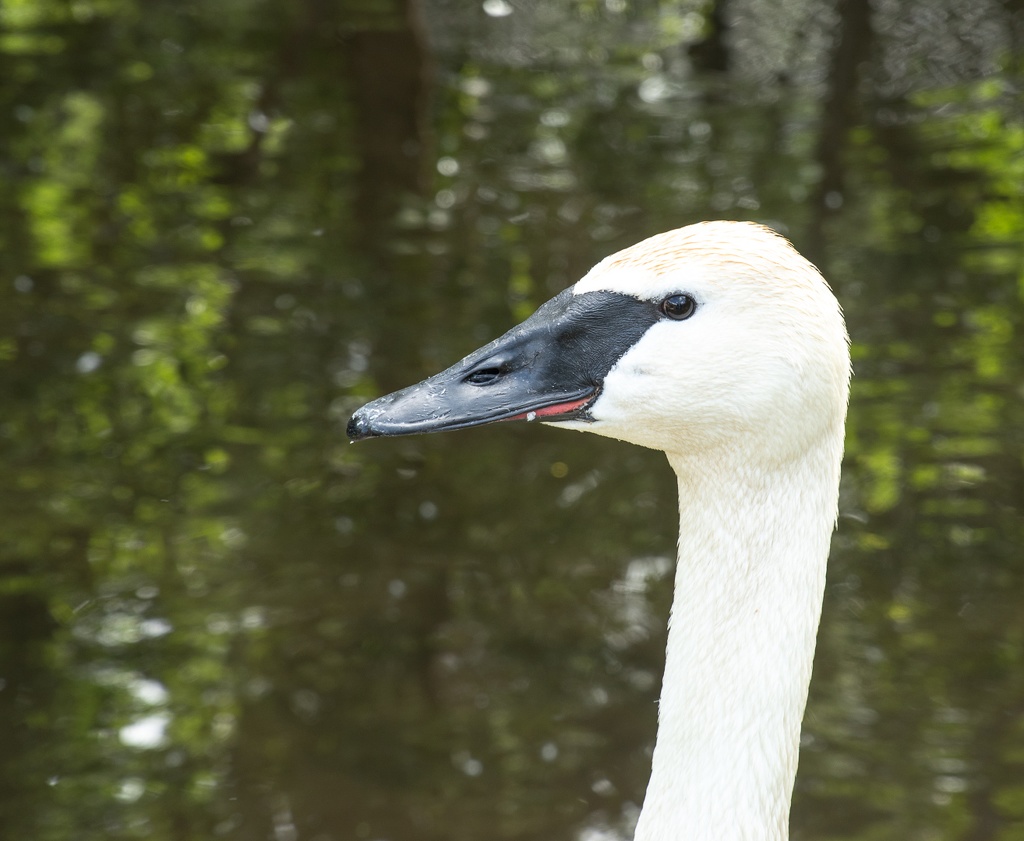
left=2, top=1, right=1023, bottom=839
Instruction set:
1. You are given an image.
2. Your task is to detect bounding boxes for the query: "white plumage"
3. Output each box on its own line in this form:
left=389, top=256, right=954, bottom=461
left=350, top=220, right=851, bottom=840
left=567, top=222, right=850, bottom=840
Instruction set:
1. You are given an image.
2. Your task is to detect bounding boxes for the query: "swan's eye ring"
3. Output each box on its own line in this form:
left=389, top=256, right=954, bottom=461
left=660, top=294, right=697, bottom=321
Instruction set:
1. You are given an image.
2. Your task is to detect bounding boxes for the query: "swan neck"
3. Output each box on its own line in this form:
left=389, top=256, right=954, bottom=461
left=634, top=443, right=839, bottom=841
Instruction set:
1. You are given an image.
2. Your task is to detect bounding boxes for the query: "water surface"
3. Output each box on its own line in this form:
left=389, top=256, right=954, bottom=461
left=2, top=1, right=1023, bottom=839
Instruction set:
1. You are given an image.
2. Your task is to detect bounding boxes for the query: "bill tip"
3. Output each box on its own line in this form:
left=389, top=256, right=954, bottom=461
left=346, top=412, right=372, bottom=442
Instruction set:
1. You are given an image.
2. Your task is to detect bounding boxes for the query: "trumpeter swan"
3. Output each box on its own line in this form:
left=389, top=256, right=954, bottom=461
left=348, top=221, right=851, bottom=841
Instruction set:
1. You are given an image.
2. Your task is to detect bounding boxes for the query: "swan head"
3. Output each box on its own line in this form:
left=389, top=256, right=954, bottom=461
left=348, top=221, right=850, bottom=462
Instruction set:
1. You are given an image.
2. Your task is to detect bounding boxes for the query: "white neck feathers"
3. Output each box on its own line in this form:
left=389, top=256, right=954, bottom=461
left=634, top=432, right=842, bottom=841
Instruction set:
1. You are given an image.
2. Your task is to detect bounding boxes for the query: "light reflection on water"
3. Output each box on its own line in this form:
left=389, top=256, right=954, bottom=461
left=1, top=0, right=1023, bottom=839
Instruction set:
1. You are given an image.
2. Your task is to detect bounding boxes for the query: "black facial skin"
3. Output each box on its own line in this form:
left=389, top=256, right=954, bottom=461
left=347, top=288, right=663, bottom=441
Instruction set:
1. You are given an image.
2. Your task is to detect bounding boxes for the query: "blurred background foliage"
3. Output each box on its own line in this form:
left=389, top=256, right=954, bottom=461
left=1, top=0, right=1023, bottom=838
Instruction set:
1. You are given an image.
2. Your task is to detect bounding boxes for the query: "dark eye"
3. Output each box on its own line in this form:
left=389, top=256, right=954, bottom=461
left=660, top=294, right=697, bottom=320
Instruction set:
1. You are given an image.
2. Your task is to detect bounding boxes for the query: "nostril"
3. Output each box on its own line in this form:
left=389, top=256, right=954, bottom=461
left=464, top=367, right=502, bottom=386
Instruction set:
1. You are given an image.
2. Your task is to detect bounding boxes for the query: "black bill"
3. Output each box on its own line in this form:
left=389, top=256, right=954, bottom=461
left=347, top=288, right=660, bottom=441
